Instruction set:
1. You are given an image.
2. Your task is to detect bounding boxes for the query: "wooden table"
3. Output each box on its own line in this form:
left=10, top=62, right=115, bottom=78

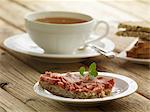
left=0, top=0, right=150, bottom=112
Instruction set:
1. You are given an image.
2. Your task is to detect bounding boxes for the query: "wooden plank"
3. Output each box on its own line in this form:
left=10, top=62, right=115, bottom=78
left=98, top=93, right=150, bottom=112
left=137, top=0, right=150, bottom=4
left=0, top=88, right=37, bottom=112
left=0, top=0, right=31, bottom=30
left=0, top=1, right=149, bottom=111
left=101, top=0, right=150, bottom=21
left=0, top=107, right=6, bottom=112
left=3, top=51, right=84, bottom=73
left=0, top=19, right=149, bottom=111
left=0, top=49, right=150, bottom=112
left=11, top=0, right=141, bottom=22
left=83, top=57, right=150, bottom=99
left=1, top=18, right=149, bottom=100
left=0, top=0, right=149, bottom=99
left=0, top=48, right=102, bottom=112
left=1, top=0, right=139, bottom=38
left=0, top=20, right=21, bottom=44
left=0, top=18, right=149, bottom=112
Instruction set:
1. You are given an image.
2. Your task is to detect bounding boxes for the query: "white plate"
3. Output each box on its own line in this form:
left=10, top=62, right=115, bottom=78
left=34, top=72, right=138, bottom=105
left=116, top=38, right=150, bottom=64
left=4, top=33, right=115, bottom=58
left=3, top=33, right=115, bottom=63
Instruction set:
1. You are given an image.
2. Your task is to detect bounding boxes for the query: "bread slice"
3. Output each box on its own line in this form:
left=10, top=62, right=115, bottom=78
left=116, top=31, right=150, bottom=41
left=118, top=22, right=150, bottom=33
left=127, top=41, right=150, bottom=59
left=127, top=53, right=150, bottom=59
left=39, top=72, right=114, bottom=99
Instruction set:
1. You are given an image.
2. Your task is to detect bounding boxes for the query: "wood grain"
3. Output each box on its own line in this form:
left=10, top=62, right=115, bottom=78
left=0, top=0, right=30, bottom=30
left=98, top=93, right=150, bottom=112
left=0, top=49, right=150, bottom=112
left=0, top=0, right=149, bottom=111
left=0, top=20, right=21, bottom=43
left=0, top=19, right=149, bottom=111
left=0, top=17, right=150, bottom=98
left=0, top=1, right=148, bottom=94
left=101, top=0, right=150, bottom=21
left=0, top=48, right=102, bottom=112
left=12, top=0, right=141, bottom=22
left=0, top=88, right=36, bottom=112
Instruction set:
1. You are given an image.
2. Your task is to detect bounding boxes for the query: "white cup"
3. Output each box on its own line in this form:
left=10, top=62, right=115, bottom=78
left=25, top=11, right=109, bottom=54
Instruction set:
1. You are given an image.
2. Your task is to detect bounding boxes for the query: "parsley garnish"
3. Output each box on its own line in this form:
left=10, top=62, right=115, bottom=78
left=79, top=66, right=85, bottom=76
left=79, top=62, right=98, bottom=78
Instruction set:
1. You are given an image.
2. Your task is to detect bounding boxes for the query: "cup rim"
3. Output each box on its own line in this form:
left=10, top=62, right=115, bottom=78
left=25, top=11, right=94, bottom=26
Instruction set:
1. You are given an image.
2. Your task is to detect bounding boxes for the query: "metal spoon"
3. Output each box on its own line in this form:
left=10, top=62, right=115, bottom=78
left=79, top=44, right=116, bottom=58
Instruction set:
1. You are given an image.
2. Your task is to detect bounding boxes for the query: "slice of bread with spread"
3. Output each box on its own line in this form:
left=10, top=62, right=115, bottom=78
left=39, top=72, right=114, bottom=99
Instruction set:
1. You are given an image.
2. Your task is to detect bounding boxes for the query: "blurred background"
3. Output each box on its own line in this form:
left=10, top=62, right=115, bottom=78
left=1, top=0, right=149, bottom=52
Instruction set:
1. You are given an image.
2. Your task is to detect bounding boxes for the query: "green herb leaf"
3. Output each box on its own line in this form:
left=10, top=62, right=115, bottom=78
left=79, top=66, right=85, bottom=76
left=79, top=62, right=98, bottom=78
left=89, top=62, right=96, bottom=70
left=89, top=62, right=98, bottom=77
left=90, top=69, right=98, bottom=77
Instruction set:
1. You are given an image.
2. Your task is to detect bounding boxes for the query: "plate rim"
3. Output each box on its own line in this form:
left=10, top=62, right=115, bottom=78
left=33, top=72, right=138, bottom=103
left=117, top=51, right=150, bottom=63
left=3, top=33, right=115, bottom=59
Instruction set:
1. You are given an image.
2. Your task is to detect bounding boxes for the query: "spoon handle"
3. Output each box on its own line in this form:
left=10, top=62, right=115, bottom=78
left=88, top=44, right=116, bottom=58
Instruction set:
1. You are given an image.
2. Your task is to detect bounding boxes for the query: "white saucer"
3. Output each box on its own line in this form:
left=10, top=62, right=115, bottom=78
left=33, top=72, right=138, bottom=105
left=116, top=38, right=150, bottom=64
left=4, top=33, right=115, bottom=62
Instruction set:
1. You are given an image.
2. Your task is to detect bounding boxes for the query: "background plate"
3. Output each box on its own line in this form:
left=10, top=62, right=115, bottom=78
left=116, top=38, right=150, bottom=64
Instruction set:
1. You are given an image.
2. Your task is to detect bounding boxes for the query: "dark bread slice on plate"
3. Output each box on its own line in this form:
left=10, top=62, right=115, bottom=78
left=127, top=41, right=150, bottom=59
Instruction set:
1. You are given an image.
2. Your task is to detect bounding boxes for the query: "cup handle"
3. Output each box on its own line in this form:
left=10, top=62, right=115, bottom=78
left=85, top=20, right=109, bottom=45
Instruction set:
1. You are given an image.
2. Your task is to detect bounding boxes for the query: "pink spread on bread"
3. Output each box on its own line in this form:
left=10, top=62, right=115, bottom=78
left=39, top=72, right=114, bottom=99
